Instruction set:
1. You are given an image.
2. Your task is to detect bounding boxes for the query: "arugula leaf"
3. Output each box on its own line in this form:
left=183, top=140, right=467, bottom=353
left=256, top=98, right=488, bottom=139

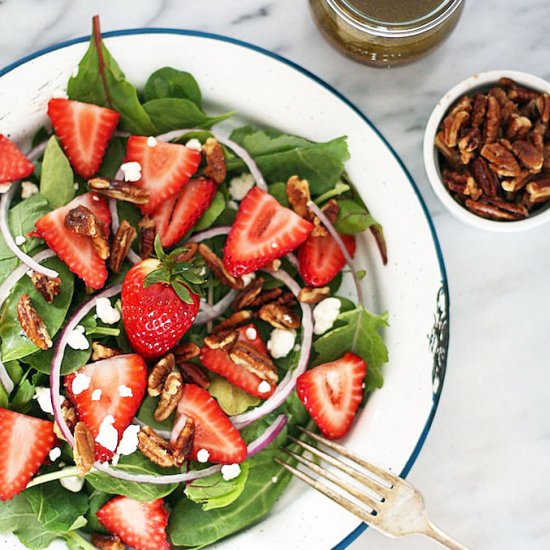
left=313, top=306, right=389, bottom=391
left=194, top=192, right=226, bottom=231
left=185, top=461, right=250, bottom=511
left=208, top=375, right=260, bottom=416
left=0, top=257, right=75, bottom=362
left=144, top=67, right=202, bottom=107
left=40, top=137, right=74, bottom=208
left=334, top=198, right=378, bottom=235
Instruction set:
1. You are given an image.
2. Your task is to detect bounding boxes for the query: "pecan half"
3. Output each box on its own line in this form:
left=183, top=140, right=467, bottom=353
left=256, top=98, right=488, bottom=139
left=536, top=93, right=550, bottom=124
left=137, top=426, right=175, bottom=468
left=480, top=142, right=522, bottom=177
left=173, top=341, right=200, bottom=361
left=471, top=157, right=498, bottom=197
left=88, top=177, right=149, bottom=204
left=258, top=302, right=300, bottom=329
left=30, top=272, right=61, bottom=303
left=178, top=361, right=210, bottom=389
left=442, top=170, right=468, bottom=195
left=526, top=179, right=550, bottom=203
left=109, top=220, right=137, bottom=273
left=198, top=244, right=243, bottom=289
left=171, top=416, right=195, bottom=467
left=65, top=205, right=110, bottom=260
left=91, top=534, right=125, bottom=550
left=506, top=114, right=532, bottom=140
left=91, top=342, right=121, bottom=361
left=278, top=291, right=297, bottom=307
left=148, top=354, right=175, bottom=397
left=215, top=310, right=254, bottom=331
left=203, top=329, right=239, bottom=350
left=511, top=140, right=543, bottom=173
left=17, top=294, right=52, bottom=350
left=442, top=110, right=469, bottom=148
left=154, top=371, right=183, bottom=422
left=232, top=277, right=264, bottom=310
left=73, top=422, right=95, bottom=476
left=448, top=95, right=472, bottom=117
left=174, top=242, right=198, bottom=263
left=457, top=127, right=480, bottom=164
left=298, top=286, right=331, bottom=304
left=482, top=196, right=528, bottom=218
left=202, top=138, right=226, bottom=184
left=483, top=96, right=501, bottom=143
left=501, top=171, right=532, bottom=193
left=435, top=131, right=460, bottom=165
left=464, top=176, right=482, bottom=200
left=249, top=288, right=283, bottom=308
left=311, top=199, right=339, bottom=238
left=500, top=77, right=539, bottom=103
left=286, top=176, right=312, bottom=220
left=138, top=215, right=156, bottom=260
left=464, top=199, right=518, bottom=221
left=471, top=94, right=488, bottom=128
left=229, top=341, right=278, bottom=385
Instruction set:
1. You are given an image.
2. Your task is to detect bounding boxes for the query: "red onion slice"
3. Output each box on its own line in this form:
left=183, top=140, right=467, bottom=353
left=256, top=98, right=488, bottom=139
left=188, top=225, right=231, bottom=243
left=195, top=289, right=238, bottom=326
left=156, top=129, right=267, bottom=191
left=26, top=140, right=48, bottom=163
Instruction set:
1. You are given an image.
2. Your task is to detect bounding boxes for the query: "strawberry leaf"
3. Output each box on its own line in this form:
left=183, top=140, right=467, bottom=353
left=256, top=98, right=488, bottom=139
left=172, top=282, right=193, bottom=304
left=144, top=267, right=170, bottom=288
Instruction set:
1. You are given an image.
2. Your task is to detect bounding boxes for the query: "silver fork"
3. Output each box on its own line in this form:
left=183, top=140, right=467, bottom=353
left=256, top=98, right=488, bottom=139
left=276, top=427, right=468, bottom=550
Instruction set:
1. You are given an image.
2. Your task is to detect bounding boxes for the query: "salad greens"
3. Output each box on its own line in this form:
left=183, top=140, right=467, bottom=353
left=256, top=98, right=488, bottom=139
left=0, top=18, right=389, bottom=550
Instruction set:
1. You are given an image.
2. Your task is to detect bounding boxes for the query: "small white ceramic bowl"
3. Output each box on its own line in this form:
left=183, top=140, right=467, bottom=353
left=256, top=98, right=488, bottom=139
left=423, top=70, right=550, bottom=232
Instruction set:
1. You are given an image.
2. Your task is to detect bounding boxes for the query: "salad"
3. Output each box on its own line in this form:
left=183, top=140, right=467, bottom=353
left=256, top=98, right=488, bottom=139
left=0, top=16, right=389, bottom=550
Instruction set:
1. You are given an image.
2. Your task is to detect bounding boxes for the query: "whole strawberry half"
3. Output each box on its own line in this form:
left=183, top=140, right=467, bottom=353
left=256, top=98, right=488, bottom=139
left=121, top=238, right=204, bottom=360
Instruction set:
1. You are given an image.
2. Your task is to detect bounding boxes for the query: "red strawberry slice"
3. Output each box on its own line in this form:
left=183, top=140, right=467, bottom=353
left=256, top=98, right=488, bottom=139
left=0, top=134, right=34, bottom=184
left=177, top=384, right=247, bottom=464
left=298, top=232, right=356, bottom=287
left=223, top=187, right=313, bottom=277
left=48, top=98, right=120, bottom=179
left=97, top=496, right=170, bottom=550
left=200, top=324, right=276, bottom=399
left=0, top=408, right=56, bottom=501
left=152, top=177, right=217, bottom=248
left=34, top=192, right=111, bottom=289
left=296, top=352, right=366, bottom=440
left=125, top=136, right=201, bottom=214
left=64, top=354, right=147, bottom=461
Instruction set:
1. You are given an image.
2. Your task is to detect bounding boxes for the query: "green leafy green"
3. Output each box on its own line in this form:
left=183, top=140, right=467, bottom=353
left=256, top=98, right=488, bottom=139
left=194, top=192, right=226, bottom=231
left=82, top=489, right=111, bottom=535
left=267, top=182, right=289, bottom=207
left=208, top=375, right=260, bottom=416
left=22, top=344, right=91, bottom=376
left=334, top=198, right=378, bottom=235
left=185, top=461, right=250, bottom=511
left=39, top=137, right=74, bottom=208
left=136, top=395, right=174, bottom=432
left=144, top=67, right=202, bottom=107
left=98, top=136, right=127, bottom=179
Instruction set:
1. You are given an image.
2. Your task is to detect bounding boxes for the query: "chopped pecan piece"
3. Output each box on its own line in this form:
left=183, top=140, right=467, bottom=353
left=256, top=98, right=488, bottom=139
left=215, top=310, right=254, bottom=331
left=137, top=426, right=175, bottom=468
left=202, top=138, right=226, bottom=184
left=232, top=277, right=264, bottom=310
left=312, top=199, right=339, bottom=237
left=173, top=341, right=201, bottom=361
left=448, top=95, right=472, bottom=117
left=148, top=354, right=175, bottom=397
left=464, top=176, right=482, bottom=200
left=278, top=291, right=297, bottom=307
left=471, top=158, right=498, bottom=197
left=91, top=534, right=125, bottom=550
left=54, top=400, right=78, bottom=440
left=457, top=128, right=480, bottom=164
left=464, top=199, right=518, bottom=221
left=88, top=177, right=149, bottom=204
left=501, top=171, right=531, bottom=193
left=17, top=294, right=52, bottom=350
left=154, top=371, right=183, bottom=422
left=536, top=93, right=550, bottom=124
left=435, top=131, right=460, bottom=165
left=171, top=416, right=195, bottom=467
left=526, top=179, right=550, bottom=203
left=480, top=142, right=522, bottom=177
left=138, top=215, right=156, bottom=260
left=174, top=242, right=198, bottom=263
left=229, top=341, right=278, bottom=385
left=286, top=176, right=312, bottom=220
left=249, top=288, right=283, bottom=308
left=298, top=286, right=331, bottom=304
left=203, top=329, right=239, bottom=350
left=30, top=272, right=61, bottom=303
left=109, top=220, right=137, bottom=273
left=506, top=114, right=532, bottom=140
left=511, top=140, right=543, bottom=173
left=73, top=422, right=95, bottom=476
left=65, top=205, right=110, bottom=260
left=258, top=302, right=300, bottom=329
left=177, top=361, right=210, bottom=389
left=198, top=244, right=243, bottom=289
left=471, top=94, right=487, bottom=128
left=483, top=96, right=501, bottom=143
left=442, top=110, right=469, bottom=148
left=500, top=77, right=539, bottom=102
left=91, top=342, right=121, bottom=361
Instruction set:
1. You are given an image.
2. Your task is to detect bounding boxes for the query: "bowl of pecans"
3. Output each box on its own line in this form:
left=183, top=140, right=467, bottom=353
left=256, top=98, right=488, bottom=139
left=423, top=70, right=550, bottom=231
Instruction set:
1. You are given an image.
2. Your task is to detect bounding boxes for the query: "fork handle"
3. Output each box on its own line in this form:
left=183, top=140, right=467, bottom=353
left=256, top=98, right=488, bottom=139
left=420, top=520, right=469, bottom=550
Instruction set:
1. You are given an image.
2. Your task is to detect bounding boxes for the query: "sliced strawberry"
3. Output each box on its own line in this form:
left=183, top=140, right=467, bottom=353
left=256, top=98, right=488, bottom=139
left=34, top=193, right=111, bottom=289
left=97, top=496, right=170, bottom=550
left=0, top=408, right=56, bottom=501
left=152, top=177, right=216, bottom=248
left=64, top=354, right=147, bottom=461
left=48, top=98, right=120, bottom=179
left=125, top=136, right=201, bottom=214
left=298, top=232, right=356, bottom=287
left=224, top=187, right=313, bottom=277
left=0, top=134, right=34, bottom=184
left=200, top=324, right=276, bottom=399
left=177, top=384, right=247, bottom=464
left=296, top=352, right=366, bottom=440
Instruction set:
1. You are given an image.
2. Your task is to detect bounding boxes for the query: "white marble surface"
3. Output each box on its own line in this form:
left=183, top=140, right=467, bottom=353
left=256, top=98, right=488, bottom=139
left=1, top=1, right=549, bottom=549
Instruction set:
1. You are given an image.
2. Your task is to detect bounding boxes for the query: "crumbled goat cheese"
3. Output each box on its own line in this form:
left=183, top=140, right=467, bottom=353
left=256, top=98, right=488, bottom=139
left=91, top=389, right=102, bottom=401
left=49, top=447, right=61, bottom=461
left=95, top=297, right=121, bottom=325
left=14, top=235, right=26, bottom=246
left=95, top=415, right=118, bottom=451
left=293, top=344, right=301, bottom=352
left=21, top=181, right=39, bottom=199
left=73, top=182, right=79, bottom=190
left=228, top=173, right=254, bottom=201
left=258, top=381, right=272, bottom=394
left=196, top=448, right=210, bottom=463
left=245, top=327, right=257, bottom=341
left=313, top=298, right=341, bottom=335
left=60, top=476, right=85, bottom=493
left=116, top=424, right=141, bottom=456
left=241, top=273, right=255, bottom=287
left=71, top=372, right=91, bottom=395
left=221, top=463, right=241, bottom=481
left=120, top=161, right=142, bottom=182
left=267, top=329, right=296, bottom=359
left=118, top=385, right=133, bottom=398
left=67, top=325, right=89, bottom=350
left=147, top=136, right=157, bottom=147
left=185, top=138, right=202, bottom=151
left=270, top=259, right=281, bottom=271
left=33, top=386, right=59, bottom=414
left=227, top=200, right=239, bottom=210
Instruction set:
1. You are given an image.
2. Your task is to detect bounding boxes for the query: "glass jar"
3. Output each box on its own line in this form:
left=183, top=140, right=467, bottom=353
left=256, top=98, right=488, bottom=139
left=309, top=0, right=464, bottom=68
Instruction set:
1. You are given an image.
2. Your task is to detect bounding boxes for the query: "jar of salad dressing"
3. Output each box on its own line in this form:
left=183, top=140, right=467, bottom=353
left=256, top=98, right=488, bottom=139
left=309, top=0, right=464, bottom=67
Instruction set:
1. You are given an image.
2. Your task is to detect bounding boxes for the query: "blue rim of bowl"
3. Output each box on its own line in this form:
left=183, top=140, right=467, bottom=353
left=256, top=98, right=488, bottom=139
left=0, top=28, right=450, bottom=549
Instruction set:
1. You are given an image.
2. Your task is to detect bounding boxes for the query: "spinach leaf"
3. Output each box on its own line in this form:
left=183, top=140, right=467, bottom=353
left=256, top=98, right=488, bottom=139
left=229, top=126, right=312, bottom=155
left=334, top=198, right=378, bottom=234
left=86, top=451, right=179, bottom=500
left=267, top=182, right=289, bottom=207
left=208, top=375, right=260, bottom=416
left=144, top=67, right=202, bottom=107
left=185, top=461, right=250, bottom=511
left=82, top=489, right=110, bottom=535
left=22, top=344, right=91, bottom=376
left=98, top=136, right=127, bottom=179
left=0, top=257, right=74, bottom=362
left=136, top=395, right=174, bottom=432
left=194, top=192, right=226, bottom=231
left=142, top=98, right=231, bottom=133
left=40, top=136, right=74, bottom=208
left=313, top=306, right=389, bottom=391
left=10, top=376, right=36, bottom=412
